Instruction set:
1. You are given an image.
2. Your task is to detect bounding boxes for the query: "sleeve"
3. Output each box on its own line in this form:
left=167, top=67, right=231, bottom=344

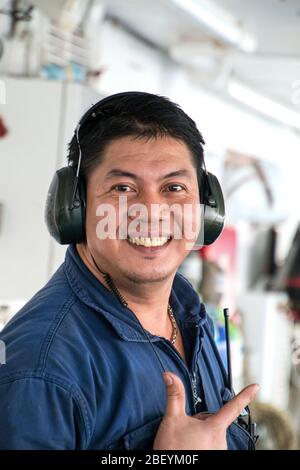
left=0, top=376, right=87, bottom=449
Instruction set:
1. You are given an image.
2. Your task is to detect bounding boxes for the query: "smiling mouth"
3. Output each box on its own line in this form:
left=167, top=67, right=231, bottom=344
left=126, top=235, right=172, bottom=253
left=127, top=236, right=171, bottom=247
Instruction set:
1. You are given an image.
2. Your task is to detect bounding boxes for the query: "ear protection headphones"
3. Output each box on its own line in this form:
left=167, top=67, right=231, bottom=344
left=45, top=92, right=225, bottom=246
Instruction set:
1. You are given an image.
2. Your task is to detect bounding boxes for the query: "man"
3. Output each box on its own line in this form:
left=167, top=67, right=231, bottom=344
left=0, top=92, right=258, bottom=450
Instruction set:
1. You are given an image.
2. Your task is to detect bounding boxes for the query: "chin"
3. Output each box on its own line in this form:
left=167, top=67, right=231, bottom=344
left=121, top=268, right=174, bottom=285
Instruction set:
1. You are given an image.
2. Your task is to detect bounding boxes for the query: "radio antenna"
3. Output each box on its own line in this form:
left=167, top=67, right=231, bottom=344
left=223, top=307, right=233, bottom=392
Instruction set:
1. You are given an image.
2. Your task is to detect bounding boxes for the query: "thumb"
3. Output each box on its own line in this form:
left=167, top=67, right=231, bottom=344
left=163, top=372, right=187, bottom=418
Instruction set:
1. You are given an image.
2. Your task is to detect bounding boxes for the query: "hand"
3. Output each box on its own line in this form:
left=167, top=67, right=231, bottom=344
left=153, top=372, right=259, bottom=450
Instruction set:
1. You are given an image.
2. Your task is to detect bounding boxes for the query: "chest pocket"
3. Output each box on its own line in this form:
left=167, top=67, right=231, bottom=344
left=227, top=421, right=255, bottom=450
left=106, top=416, right=162, bottom=450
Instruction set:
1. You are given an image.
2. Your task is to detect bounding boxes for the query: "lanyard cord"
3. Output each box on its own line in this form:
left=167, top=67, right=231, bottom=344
left=89, top=252, right=167, bottom=374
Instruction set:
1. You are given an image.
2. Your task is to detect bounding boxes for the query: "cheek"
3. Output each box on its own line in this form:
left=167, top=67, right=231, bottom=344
left=85, top=204, right=97, bottom=239
left=172, top=201, right=200, bottom=238
left=85, top=196, right=121, bottom=242
left=183, top=204, right=201, bottom=251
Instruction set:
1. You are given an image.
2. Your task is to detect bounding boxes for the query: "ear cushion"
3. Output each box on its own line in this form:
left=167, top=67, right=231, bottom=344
left=201, top=172, right=225, bottom=245
left=45, top=166, right=86, bottom=244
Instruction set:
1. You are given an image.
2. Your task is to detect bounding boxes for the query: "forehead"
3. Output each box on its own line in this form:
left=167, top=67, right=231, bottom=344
left=100, top=135, right=195, bottom=169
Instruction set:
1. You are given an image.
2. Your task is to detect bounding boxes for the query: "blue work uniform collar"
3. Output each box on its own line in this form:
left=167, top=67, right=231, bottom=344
left=64, top=245, right=207, bottom=342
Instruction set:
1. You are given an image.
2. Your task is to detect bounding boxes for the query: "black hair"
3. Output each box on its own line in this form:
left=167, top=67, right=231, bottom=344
left=67, top=91, right=205, bottom=182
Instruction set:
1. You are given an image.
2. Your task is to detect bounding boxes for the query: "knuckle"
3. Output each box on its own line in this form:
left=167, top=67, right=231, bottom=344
left=167, top=388, right=183, bottom=399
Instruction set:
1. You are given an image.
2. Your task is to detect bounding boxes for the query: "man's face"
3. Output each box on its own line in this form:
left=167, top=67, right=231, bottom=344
left=83, top=135, right=200, bottom=285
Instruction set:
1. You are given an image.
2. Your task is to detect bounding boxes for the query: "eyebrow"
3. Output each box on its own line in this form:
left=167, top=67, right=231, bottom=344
left=104, top=168, right=192, bottom=181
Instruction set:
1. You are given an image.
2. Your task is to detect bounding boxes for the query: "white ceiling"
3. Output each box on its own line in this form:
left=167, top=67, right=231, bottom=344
left=106, top=0, right=300, bottom=109
left=106, top=0, right=216, bottom=49
left=217, top=0, right=300, bottom=56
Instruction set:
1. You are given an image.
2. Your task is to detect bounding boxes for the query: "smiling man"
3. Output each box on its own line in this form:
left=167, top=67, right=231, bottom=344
left=0, top=92, right=258, bottom=450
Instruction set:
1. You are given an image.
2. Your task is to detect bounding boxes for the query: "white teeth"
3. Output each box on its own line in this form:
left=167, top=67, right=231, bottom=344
left=127, top=236, right=170, bottom=247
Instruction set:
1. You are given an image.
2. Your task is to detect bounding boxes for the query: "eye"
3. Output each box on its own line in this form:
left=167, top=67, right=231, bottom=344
left=165, top=184, right=186, bottom=192
left=112, top=184, right=135, bottom=193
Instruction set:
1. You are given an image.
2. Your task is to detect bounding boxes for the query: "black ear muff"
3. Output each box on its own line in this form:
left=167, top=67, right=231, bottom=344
left=200, top=170, right=225, bottom=245
left=45, top=166, right=86, bottom=244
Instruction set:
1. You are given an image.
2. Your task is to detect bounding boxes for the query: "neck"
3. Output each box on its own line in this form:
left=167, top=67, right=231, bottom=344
left=76, top=244, right=176, bottom=334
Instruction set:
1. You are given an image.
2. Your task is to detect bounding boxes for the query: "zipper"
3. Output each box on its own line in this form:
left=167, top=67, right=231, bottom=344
left=190, top=323, right=203, bottom=410
left=156, top=324, right=202, bottom=414
left=162, top=340, right=198, bottom=413
left=190, top=371, right=202, bottom=407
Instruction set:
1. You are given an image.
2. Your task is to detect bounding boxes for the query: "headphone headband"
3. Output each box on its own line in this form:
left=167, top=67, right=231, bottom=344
left=76, top=91, right=153, bottom=132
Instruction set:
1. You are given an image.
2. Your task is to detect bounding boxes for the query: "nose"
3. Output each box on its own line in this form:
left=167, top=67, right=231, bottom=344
left=127, top=187, right=171, bottom=236
left=128, top=187, right=166, bottom=219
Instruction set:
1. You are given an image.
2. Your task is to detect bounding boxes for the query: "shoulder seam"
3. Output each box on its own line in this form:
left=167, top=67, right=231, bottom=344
left=37, top=292, right=76, bottom=373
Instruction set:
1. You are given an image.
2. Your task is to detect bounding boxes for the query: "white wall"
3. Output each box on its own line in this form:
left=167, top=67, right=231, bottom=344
left=0, top=78, right=63, bottom=301
left=96, top=21, right=166, bottom=95
left=0, top=78, right=101, bottom=301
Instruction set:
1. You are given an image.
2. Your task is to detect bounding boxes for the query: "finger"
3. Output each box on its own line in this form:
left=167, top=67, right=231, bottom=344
left=210, top=384, right=259, bottom=429
left=163, top=372, right=187, bottom=418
